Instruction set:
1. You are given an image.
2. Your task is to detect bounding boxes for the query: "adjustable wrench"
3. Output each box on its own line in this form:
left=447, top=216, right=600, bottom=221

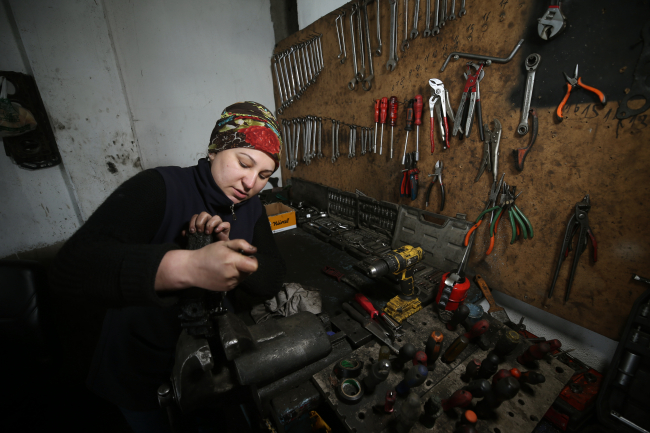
left=423, top=0, right=432, bottom=37
left=362, top=1, right=375, bottom=91
left=449, top=0, right=456, bottom=20
left=401, top=0, right=410, bottom=51
left=375, top=0, right=382, bottom=56
left=432, top=0, right=440, bottom=35
left=517, top=54, right=541, bottom=136
left=386, top=0, right=398, bottom=71
left=349, top=4, right=360, bottom=90
left=410, top=0, right=420, bottom=39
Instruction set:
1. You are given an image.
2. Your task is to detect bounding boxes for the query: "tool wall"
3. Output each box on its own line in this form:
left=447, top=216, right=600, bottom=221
left=271, top=0, right=650, bottom=341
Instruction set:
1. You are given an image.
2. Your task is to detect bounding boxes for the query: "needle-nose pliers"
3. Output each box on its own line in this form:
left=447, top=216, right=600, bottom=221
left=556, top=65, right=606, bottom=121
left=548, top=195, right=598, bottom=302
left=425, top=160, right=445, bottom=212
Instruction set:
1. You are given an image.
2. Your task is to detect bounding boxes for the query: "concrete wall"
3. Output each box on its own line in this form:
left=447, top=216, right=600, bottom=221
left=0, top=1, right=81, bottom=258
left=1, top=0, right=278, bottom=258
left=296, top=0, right=346, bottom=30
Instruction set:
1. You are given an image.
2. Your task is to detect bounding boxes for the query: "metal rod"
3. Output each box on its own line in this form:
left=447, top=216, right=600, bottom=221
left=440, top=38, right=524, bottom=72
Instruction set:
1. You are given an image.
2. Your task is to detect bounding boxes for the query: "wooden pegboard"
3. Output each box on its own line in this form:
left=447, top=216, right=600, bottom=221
left=271, top=0, right=650, bottom=341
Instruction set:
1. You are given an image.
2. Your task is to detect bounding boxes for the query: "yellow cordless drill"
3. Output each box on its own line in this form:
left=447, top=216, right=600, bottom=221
left=367, top=245, right=424, bottom=299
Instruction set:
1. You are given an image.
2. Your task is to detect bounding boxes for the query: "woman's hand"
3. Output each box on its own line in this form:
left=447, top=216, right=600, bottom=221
left=155, top=239, right=258, bottom=293
left=185, top=212, right=230, bottom=241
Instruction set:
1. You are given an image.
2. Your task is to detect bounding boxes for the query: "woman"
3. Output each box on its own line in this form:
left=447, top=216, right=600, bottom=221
left=49, top=101, right=287, bottom=431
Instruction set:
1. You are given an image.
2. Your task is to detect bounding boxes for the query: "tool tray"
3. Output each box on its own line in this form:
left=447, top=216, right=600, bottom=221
left=596, top=286, right=650, bottom=432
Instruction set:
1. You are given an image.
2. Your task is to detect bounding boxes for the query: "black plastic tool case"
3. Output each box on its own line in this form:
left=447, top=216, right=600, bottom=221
left=597, top=286, right=650, bottom=432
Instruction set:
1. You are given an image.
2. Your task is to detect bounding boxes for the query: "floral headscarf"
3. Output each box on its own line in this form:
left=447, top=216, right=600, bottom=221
left=208, top=101, right=282, bottom=171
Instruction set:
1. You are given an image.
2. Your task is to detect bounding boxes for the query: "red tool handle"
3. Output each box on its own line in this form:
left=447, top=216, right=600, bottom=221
left=322, top=266, right=343, bottom=282
left=414, top=95, right=423, bottom=126
left=430, top=115, right=435, bottom=154
left=389, top=96, right=398, bottom=127
left=405, top=99, right=414, bottom=131
left=463, top=319, right=490, bottom=340
left=380, top=97, right=388, bottom=124
left=354, top=293, right=378, bottom=318
left=441, top=389, right=473, bottom=412
left=442, top=117, right=450, bottom=149
left=374, top=99, right=381, bottom=123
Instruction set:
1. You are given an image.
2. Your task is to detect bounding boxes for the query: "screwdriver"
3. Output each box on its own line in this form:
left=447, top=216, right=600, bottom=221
left=414, top=95, right=423, bottom=161
left=379, top=97, right=388, bottom=155
left=374, top=99, right=380, bottom=153
left=389, top=96, right=398, bottom=159
left=401, top=99, right=414, bottom=164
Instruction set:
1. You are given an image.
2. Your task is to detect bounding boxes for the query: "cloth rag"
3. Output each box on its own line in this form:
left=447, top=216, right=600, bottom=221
left=251, top=282, right=322, bottom=324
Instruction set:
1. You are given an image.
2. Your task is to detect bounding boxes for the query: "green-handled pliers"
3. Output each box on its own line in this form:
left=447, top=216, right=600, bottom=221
left=486, top=183, right=534, bottom=255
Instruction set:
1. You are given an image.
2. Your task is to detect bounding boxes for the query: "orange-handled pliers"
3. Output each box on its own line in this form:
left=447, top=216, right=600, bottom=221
left=556, top=64, right=606, bottom=121
left=463, top=173, right=505, bottom=247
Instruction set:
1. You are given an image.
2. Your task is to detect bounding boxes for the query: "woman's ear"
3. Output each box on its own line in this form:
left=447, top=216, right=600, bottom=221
left=208, top=152, right=215, bottom=162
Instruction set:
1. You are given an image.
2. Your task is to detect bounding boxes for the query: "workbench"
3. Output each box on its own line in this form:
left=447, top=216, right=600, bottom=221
left=273, top=226, right=574, bottom=432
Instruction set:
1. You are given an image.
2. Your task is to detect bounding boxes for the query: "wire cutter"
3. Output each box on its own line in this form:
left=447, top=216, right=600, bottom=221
left=425, top=160, right=445, bottom=212
left=486, top=183, right=534, bottom=255
left=475, top=119, right=501, bottom=183
left=464, top=173, right=505, bottom=247
left=428, top=79, right=449, bottom=152
left=400, top=153, right=419, bottom=200
left=556, top=65, right=607, bottom=121
left=453, top=62, right=484, bottom=138
left=548, top=195, right=597, bottom=302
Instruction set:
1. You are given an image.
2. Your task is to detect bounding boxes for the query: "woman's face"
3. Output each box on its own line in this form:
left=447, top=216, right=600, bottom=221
left=209, top=148, right=275, bottom=203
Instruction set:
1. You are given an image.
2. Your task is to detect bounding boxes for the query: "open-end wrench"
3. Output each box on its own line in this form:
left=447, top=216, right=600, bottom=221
left=336, top=121, right=341, bottom=157
left=375, top=0, right=382, bottom=56
left=356, top=3, right=367, bottom=81
left=410, top=0, right=420, bottom=39
left=339, top=11, right=348, bottom=63
left=423, top=0, right=432, bottom=36
left=440, top=0, right=446, bottom=27
left=318, top=117, right=323, bottom=158
left=386, top=0, right=398, bottom=71
left=401, top=0, right=410, bottom=51
left=273, top=57, right=285, bottom=112
left=335, top=15, right=343, bottom=59
left=449, top=0, right=456, bottom=20
left=349, top=4, right=359, bottom=90
left=432, top=0, right=440, bottom=35
left=331, top=120, right=337, bottom=163
left=362, top=0, right=375, bottom=91
left=517, top=53, right=541, bottom=136
left=459, top=0, right=466, bottom=17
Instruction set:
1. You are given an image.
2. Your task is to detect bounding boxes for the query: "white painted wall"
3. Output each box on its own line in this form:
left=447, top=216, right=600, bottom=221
left=0, top=1, right=81, bottom=258
left=297, top=0, right=347, bottom=30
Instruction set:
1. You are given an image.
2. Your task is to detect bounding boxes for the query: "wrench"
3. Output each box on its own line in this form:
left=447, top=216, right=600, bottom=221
left=386, top=0, right=398, bottom=71
left=423, top=0, right=432, bottom=37
left=349, top=4, right=359, bottom=90
left=440, top=0, right=446, bottom=27
left=335, top=15, right=343, bottom=59
left=336, top=121, right=341, bottom=158
left=459, top=0, right=466, bottom=17
left=449, top=0, right=456, bottom=20
left=318, top=117, right=323, bottom=158
left=375, top=0, right=382, bottom=56
left=339, top=11, right=348, bottom=63
left=401, top=0, right=410, bottom=51
left=517, top=53, right=541, bottom=136
left=331, top=120, right=337, bottom=163
left=362, top=0, right=375, bottom=91
left=356, top=3, right=366, bottom=81
left=432, top=0, right=440, bottom=35
left=410, top=0, right=420, bottom=39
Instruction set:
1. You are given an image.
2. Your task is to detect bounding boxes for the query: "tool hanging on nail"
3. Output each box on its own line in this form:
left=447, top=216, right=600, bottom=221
left=374, top=99, right=380, bottom=153
left=428, top=78, right=449, bottom=152
left=538, top=0, right=566, bottom=41
left=400, top=153, right=419, bottom=200
left=414, top=94, right=423, bottom=161
left=486, top=182, right=533, bottom=255
left=389, top=96, right=398, bottom=159
left=475, top=119, right=501, bottom=183
left=548, top=195, right=597, bottom=302
left=379, top=97, right=388, bottom=155
left=401, top=98, right=415, bottom=164
left=453, top=63, right=484, bottom=138
left=464, top=173, right=505, bottom=247
left=514, top=108, right=538, bottom=171
left=425, top=160, right=445, bottom=212
left=556, top=64, right=606, bottom=121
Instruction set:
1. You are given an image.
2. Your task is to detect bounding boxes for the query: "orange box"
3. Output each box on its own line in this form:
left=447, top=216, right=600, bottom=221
left=265, top=203, right=297, bottom=234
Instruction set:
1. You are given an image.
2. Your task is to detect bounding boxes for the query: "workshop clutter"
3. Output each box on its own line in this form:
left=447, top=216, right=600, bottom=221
left=265, top=202, right=297, bottom=233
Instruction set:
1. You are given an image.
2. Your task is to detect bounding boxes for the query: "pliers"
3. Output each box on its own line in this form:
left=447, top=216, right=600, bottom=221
left=453, top=62, right=484, bottom=138
left=464, top=62, right=485, bottom=141
left=425, top=160, right=445, bottom=212
left=475, top=119, right=502, bottom=183
left=486, top=183, right=534, bottom=255
left=548, top=195, right=597, bottom=302
left=556, top=64, right=607, bottom=121
left=428, top=79, right=452, bottom=152
left=400, top=153, right=419, bottom=200
left=464, top=173, right=505, bottom=247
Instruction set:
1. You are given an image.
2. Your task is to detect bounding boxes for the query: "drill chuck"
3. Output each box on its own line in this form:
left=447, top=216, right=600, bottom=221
left=368, top=245, right=424, bottom=278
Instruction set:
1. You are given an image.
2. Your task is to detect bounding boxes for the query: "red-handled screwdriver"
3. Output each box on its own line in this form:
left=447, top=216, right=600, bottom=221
left=380, top=97, right=388, bottom=155
left=389, top=96, right=398, bottom=159
left=354, top=293, right=401, bottom=333
left=414, top=95, right=423, bottom=161
left=401, top=99, right=414, bottom=165
left=374, top=99, right=380, bottom=153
